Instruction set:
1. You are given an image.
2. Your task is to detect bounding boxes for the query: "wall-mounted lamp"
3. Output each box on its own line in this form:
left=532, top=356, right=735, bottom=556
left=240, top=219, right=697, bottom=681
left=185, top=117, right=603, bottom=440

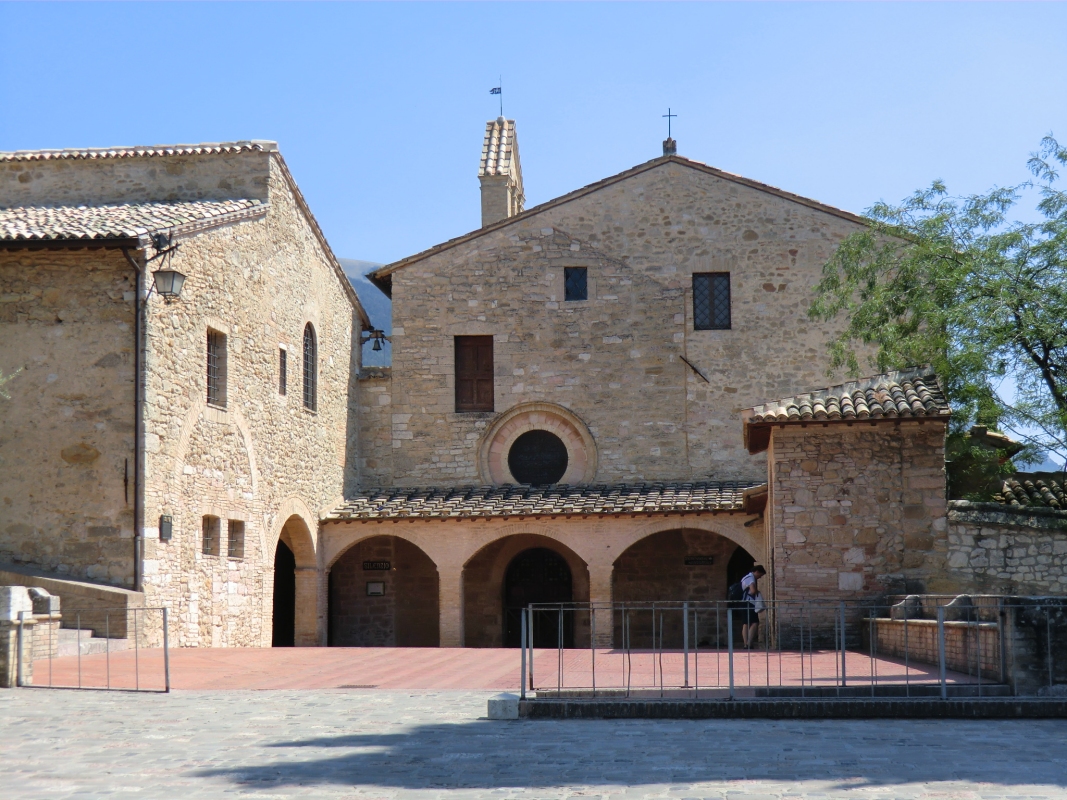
left=151, top=269, right=186, bottom=300
left=361, top=329, right=389, bottom=351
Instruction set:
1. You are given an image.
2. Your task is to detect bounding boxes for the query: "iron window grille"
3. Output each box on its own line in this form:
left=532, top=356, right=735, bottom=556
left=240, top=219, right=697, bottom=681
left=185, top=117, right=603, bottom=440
left=202, top=515, right=221, bottom=556
left=279, top=348, right=287, bottom=396
left=564, top=267, right=588, bottom=301
left=206, top=330, right=227, bottom=407
left=227, top=520, right=245, bottom=559
left=303, top=323, right=317, bottom=411
left=454, top=335, right=494, bottom=412
left=693, top=272, right=731, bottom=330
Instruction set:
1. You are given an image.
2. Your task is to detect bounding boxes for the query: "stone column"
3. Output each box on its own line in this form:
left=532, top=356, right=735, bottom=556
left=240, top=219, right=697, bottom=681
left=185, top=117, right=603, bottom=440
left=588, top=562, right=614, bottom=648
left=294, top=567, right=320, bottom=647
left=0, top=587, right=34, bottom=688
left=438, top=563, right=464, bottom=647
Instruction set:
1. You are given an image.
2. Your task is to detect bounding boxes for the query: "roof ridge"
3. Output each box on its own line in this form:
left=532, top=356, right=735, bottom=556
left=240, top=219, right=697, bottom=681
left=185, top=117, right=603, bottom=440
left=0, top=141, right=278, bottom=162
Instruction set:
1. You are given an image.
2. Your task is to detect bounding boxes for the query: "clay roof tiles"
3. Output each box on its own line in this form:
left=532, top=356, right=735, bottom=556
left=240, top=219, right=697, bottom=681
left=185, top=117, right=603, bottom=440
left=0, top=141, right=275, bottom=162
left=0, top=199, right=265, bottom=243
left=746, top=367, right=949, bottom=425
left=478, top=118, right=517, bottom=178
left=325, top=481, right=760, bottom=522
left=996, top=474, right=1067, bottom=510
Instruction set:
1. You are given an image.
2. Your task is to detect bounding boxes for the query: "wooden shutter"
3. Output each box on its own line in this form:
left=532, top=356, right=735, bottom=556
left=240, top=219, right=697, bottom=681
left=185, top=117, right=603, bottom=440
left=455, top=335, right=494, bottom=412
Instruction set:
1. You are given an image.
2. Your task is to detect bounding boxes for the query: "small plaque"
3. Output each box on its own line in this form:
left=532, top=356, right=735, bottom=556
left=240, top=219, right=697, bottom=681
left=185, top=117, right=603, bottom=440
left=159, top=515, right=173, bottom=542
left=363, top=560, right=391, bottom=571
left=366, top=581, right=385, bottom=596
left=684, top=556, right=715, bottom=566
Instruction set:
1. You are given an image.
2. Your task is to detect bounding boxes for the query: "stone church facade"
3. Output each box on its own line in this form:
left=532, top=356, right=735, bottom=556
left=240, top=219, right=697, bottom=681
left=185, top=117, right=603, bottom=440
left=4, top=122, right=1043, bottom=651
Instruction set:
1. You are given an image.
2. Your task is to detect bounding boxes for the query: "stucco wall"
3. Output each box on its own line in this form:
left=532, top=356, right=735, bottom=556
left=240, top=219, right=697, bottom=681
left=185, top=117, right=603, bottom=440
left=0, top=249, right=137, bottom=584
left=376, top=160, right=868, bottom=488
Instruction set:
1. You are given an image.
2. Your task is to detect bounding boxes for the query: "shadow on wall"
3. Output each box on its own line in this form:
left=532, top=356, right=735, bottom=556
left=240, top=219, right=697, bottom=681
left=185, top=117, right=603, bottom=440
left=193, top=717, right=1067, bottom=790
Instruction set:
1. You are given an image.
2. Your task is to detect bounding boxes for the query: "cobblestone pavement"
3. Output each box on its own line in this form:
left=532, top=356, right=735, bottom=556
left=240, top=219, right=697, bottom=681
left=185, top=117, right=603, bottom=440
left=3, top=688, right=1067, bottom=799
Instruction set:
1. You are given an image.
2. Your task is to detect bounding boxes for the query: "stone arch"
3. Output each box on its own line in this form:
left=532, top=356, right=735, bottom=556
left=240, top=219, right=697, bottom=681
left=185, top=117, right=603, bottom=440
left=478, top=402, right=597, bottom=485
left=462, top=532, right=590, bottom=648
left=611, top=523, right=758, bottom=649
left=327, top=534, right=440, bottom=647
left=268, top=503, right=318, bottom=647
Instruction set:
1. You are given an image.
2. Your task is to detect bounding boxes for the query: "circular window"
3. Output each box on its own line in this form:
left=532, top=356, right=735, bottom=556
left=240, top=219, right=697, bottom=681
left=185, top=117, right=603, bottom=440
left=507, top=430, right=569, bottom=485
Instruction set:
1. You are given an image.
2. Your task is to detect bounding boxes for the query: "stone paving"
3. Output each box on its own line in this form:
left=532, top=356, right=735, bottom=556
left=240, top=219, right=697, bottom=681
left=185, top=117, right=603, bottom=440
left=3, top=687, right=1067, bottom=799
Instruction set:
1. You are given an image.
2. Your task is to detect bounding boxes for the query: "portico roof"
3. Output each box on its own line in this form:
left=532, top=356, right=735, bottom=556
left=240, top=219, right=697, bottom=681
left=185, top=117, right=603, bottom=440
left=324, top=481, right=764, bottom=522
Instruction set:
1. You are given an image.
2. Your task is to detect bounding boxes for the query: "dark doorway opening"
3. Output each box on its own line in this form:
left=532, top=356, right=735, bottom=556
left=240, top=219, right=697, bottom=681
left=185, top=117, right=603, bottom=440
left=726, top=545, right=756, bottom=596
left=503, top=547, right=573, bottom=648
left=272, top=540, right=296, bottom=647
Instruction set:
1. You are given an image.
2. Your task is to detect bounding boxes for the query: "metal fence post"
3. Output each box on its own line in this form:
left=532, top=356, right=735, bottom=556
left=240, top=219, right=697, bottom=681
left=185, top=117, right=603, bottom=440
left=727, top=608, right=735, bottom=700
left=937, top=605, right=947, bottom=700
left=520, top=605, right=527, bottom=700
left=683, top=601, right=689, bottom=689
left=162, top=607, right=171, bottom=694
left=16, top=610, right=26, bottom=687
left=591, top=602, right=596, bottom=697
left=528, top=606, right=534, bottom=691
left=840, top=601, right=847, bottom=688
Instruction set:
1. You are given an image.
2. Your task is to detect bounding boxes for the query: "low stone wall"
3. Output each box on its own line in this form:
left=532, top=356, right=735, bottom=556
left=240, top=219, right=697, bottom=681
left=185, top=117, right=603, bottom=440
left=871, top=618, right=999, bottom=677
left=947, top=502, right=1067, bottom=594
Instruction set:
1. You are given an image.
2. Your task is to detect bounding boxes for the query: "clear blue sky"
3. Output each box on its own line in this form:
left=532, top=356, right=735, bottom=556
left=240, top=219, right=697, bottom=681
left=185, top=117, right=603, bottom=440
left=2, top=2, right=1066, bottom=267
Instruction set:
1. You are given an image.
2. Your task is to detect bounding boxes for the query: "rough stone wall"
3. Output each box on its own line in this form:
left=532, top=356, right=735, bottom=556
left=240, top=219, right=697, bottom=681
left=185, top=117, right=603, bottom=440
left=768, top=422, right=950, bottom=604
left=0, top=249, right=137, bottom=584
left=378, top=161, right=868, bottom=487
left=1, top=149, right=271, bottom=206
left=871, top=618, right=999, bottom=675
left=357, top=369, right=393, bottom=485
left=140, top=155, right=358, bottom=648
left=946, top=503, right=1067, bottom=594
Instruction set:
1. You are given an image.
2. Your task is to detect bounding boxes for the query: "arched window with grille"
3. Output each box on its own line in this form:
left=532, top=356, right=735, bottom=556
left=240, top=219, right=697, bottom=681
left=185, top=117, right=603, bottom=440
left=302, top=323, right=317, bottom=411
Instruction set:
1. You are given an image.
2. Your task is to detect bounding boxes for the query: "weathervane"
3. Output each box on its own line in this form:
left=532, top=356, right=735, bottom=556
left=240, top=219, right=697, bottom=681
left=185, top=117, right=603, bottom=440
left=490, top=77, right=503, bottom=117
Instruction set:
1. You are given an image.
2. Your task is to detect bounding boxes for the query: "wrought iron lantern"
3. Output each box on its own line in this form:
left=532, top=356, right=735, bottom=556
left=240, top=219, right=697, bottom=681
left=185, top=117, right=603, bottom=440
left=151, top=268, right=186, bottom=300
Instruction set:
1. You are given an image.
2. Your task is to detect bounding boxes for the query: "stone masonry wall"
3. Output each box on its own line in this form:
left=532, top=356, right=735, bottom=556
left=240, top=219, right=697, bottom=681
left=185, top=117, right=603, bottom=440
left=0, top=249, right=137, bottom=585
left=768, top=422, right=950, bottom=605
left=357, top=369, right=393, bottom=486
left=140, top=155, right=359, bottom=647
left=946, top=502, right=1067, bottom=594
left=378, top=160, right=870, bottom=488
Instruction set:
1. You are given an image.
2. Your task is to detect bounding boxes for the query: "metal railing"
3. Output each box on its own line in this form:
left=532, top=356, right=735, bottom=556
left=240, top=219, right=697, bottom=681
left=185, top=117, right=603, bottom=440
left=517, top=597, right=1067, bottom=700
left=17, top=606, right=170, bottom=693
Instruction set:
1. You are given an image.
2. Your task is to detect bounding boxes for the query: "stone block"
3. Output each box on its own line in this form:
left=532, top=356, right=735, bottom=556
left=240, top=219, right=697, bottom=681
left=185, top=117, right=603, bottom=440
left=488, top=692, right=520, bottom=720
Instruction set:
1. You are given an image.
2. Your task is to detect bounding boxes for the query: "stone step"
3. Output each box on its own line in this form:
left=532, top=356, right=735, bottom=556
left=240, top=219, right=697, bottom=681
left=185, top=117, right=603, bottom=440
left=55, top=628, right=129, bottom=658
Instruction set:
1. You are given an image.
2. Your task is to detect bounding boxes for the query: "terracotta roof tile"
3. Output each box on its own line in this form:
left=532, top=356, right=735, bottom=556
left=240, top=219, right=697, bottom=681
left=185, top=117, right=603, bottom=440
left=325, top=481, right=759, bottom=522
left=478, top=118, right=517, bottom=178
left=746, top=367, right=949, bottom=425
left=0, top=199, right=264, bottom=243
left=996, top=474, right=1067, bottom=510
left=0, top=141, right=275, bottom=162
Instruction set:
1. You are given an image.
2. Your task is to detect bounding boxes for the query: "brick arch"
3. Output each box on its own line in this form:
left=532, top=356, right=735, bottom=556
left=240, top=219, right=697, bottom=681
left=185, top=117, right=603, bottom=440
left=612, top=516, right=765, bottom=567
left=266, top=501, right=319, bottom=647
left=477, top=402, right=597, bottom=485
left=462, top=532, right=591, bottom=648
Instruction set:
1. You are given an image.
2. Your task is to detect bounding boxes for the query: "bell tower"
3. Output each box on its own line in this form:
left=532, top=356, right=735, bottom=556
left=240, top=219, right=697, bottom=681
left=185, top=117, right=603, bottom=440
left=478, top=117, right=525, bottom=227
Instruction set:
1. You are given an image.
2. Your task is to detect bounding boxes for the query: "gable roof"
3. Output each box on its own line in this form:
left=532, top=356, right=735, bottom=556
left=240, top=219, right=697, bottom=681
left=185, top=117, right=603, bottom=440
left=742, top=366, right=950, bottom=454
left=0, top=199, right=266, bottom=246
left=0, top=140, right=370, bottom=329
left=369, top=153, right=869, bottom=296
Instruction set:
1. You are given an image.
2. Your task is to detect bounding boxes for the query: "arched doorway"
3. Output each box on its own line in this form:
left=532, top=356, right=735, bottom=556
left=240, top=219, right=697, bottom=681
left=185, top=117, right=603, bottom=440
left=726, top=543, right=756, bottom=590
left=503, top=547, right=573, bottom=648
left=272, top=540, right=296, bottom=647
left=328, top=536, right=440, bottom=647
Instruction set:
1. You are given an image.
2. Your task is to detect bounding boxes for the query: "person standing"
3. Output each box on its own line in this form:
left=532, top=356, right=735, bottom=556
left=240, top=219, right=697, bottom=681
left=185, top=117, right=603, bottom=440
left=740, top=565, right=766, bottom=649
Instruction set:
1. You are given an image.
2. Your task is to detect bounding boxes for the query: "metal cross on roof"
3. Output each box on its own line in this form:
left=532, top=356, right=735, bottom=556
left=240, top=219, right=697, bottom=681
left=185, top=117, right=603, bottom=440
left=663, top=108, right=678, bottom=139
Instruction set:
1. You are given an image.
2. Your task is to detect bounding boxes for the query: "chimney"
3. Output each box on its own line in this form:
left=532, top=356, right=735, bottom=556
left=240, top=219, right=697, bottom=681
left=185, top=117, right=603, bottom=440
left=663, top=137, right=677, bottom=156
left=479, top=117, right=525, bottom=227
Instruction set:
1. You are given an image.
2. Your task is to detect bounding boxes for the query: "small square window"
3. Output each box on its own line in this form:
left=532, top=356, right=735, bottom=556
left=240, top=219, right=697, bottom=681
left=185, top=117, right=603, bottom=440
left=279, top=349, right=287, bottom=396
left=564, top=267, right=588, bottom=301
left=207, top=330, right=228, bottom=408
left=227, top=520, right=245, bottom=559
left=693, top=273, right=731, bottom=330
left=202, top=515, right=220, bottom=556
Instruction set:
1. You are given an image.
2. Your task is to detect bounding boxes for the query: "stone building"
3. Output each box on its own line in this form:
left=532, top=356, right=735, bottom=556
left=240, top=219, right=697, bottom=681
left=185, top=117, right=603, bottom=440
left=0, top=142, right=370, bottom=647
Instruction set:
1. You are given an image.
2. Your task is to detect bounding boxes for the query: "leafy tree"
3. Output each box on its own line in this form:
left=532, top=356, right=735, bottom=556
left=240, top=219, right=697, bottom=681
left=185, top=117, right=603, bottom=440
left=809, top=135, right=1067, bottom=484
